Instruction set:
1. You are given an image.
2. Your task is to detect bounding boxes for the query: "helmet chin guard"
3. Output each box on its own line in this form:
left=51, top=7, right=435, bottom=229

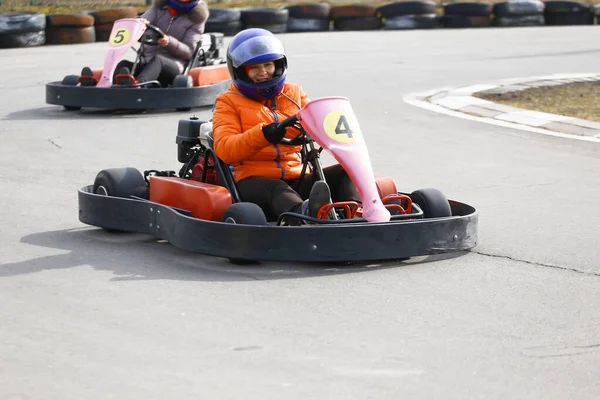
left=167, top=0, right=199, bottom=14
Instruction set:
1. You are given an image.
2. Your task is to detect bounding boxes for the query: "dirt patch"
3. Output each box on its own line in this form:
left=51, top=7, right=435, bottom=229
left=474, top=81, right=600, bottom=123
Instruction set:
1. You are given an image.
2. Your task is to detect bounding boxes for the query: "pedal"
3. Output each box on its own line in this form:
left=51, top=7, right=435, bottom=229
left=115, top=73, right=137, bottom=86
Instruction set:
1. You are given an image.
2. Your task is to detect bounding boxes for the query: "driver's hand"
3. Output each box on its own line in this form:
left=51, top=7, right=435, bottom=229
left=262, top=122, right=287, bottom=144
left=158, top=36, right=169, bottom=47
left=137, top=17, right=150, bottom=25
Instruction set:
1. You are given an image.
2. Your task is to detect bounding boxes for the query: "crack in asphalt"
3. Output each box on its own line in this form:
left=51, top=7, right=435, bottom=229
left=471, top=250, right=600, bottom=277
left=48, top=138, right=62, bottom=149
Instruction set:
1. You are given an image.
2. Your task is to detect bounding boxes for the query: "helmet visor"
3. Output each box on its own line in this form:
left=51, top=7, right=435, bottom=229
left=229, top=35, right=286, bottom=68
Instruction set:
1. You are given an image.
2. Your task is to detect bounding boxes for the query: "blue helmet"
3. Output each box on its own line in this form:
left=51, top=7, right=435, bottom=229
left=226, top=28, right=287, bottom=101
left=167, top=0, right=199, bottom=14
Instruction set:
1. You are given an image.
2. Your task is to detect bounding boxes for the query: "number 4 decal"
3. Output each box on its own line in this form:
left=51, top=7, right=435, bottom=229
left=323, top=111, right=358, bottom=143
left=335, top=115, right=353, bottom=138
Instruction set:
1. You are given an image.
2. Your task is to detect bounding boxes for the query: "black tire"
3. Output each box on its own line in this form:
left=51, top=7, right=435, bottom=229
left=60, top=75, right=81, bottom=110
left=243, top=22, right=288, bottom=33
left=240, top=7, right=289, bottom=25
left=0, top=30, right=45, bottom=48
left=46, top=13, right=95, bottom=28
left=493, top=0, right=545, bottom=17
left=173, top=75, right=193, bottom=111
left=287, top=17, right=331, bottom=32
left=544, top=0, right=589, bottom=13
left=334, top=16, right=382, bottom=31
left=205, top=20, right=243, bottom=36
left=493, top=14, right=545, bottom=26
left=93, top=168, right=149, bottom=200
left=173, top=74, right=193, bottom=88
left=377, top=1, right=437, bottom=18
left=383, top=14, right=438, bottom=29
left=0, top=12, right=46, bottom=34
left=410, top=188, right=452, bottom=218
left=440, top=14, right=492, bottom=28
left=89, top=7, right=138, bottom=25
left=206, top=8, right=242, bottom=23
left=46, top=26, right=95, bottom=45
left=222, top=202, right=268, bottom=264
left=285, top=3, right=331, bottom=19
left=544, top=8, right=593, bottom=25
left=443, top=2, right=493, bottom=17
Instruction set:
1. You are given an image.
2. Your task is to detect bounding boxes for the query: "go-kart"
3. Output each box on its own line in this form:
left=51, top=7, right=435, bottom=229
left=78, top=96, right=478, bottom=263
left=45, top=18, right=231, bottom=112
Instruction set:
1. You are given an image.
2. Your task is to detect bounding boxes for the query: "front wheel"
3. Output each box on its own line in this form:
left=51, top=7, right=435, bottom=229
left=410, top=188, right=452, bottom=218
left=222, top=202, right=268, bottom=264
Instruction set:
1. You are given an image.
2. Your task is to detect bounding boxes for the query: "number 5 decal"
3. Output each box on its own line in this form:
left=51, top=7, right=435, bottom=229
left=109, top=28, right=130, bottom=47
left=323, top=111, right=358, bottom=143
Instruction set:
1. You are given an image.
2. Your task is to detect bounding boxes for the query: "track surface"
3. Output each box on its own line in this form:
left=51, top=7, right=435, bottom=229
left=1, top=26, right=599, bottom=399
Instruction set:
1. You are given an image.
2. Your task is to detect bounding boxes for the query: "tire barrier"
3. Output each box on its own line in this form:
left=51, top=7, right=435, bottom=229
left=3, top=1, right=600, bottom=49
left=46, top=25, right=96, bottom=45
left=285, top=3, right=331, bottom=32
left=89, top=7, right=138, bottom=42
left=0, top=12, right=46, bottom=48
left=382, top=14, right=438, bottom=30
left=544, top=1, right=594, bottom=25
left=329, top=5, right=380, bottom=31
left=239, top=7, right=289, bottom=33
left=491, top=0, right=546, bottom=26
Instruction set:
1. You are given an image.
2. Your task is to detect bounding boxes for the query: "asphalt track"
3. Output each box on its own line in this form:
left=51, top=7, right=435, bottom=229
left=1, top=26, right=600, bottom=399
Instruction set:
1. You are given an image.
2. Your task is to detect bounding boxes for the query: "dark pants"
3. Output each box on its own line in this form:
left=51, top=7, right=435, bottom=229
left=115, top=55, right=180, bottom=87
left=236, top=164, right=361, bottom=218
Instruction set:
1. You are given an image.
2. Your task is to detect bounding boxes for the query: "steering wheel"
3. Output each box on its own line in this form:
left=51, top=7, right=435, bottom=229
left=140, top=23, right=166, bottom=46
left=276, top=114, right=306, bottom=145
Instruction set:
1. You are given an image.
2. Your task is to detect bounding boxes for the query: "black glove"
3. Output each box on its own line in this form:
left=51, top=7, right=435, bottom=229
left=262, top=122, right=287, bottom=145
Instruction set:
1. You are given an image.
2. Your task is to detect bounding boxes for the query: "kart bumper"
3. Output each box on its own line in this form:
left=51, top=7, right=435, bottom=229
left=78, top=185, right=479, bottom=262
left=45, top=80, right=230, bottom=110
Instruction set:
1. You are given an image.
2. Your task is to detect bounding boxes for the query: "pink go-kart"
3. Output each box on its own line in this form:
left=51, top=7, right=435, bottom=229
left=78, top=96, right=478, bottom=263
left=45, top=18, right=231, bottom=112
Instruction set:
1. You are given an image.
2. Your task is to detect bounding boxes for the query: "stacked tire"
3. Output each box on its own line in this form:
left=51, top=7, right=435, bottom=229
left=330, top=5, right=381, bottom=31
left=240, top=7, right=289, bottom=34
left=492, top=0, right=546, bottom=26
left=543, top=1, right=594, bottom=25
left=0, top=12, right=46, bottom=49
left=45, top=13, right=95, bottom=45
left=205, top=8, right=242, bottom=36
left=89, top=7, right=138, bottom=42
left=439, top=2, right=493, bottom=28
left=285, top=3, right=331, bottom=32
left=377, top=1, right=439, bottom=30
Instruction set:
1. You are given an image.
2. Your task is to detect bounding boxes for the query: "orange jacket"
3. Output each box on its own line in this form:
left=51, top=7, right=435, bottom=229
left=212, top=82, right=310, bottom=182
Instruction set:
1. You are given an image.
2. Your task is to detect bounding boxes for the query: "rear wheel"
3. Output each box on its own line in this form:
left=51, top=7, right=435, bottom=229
left=92, top=168, right=149, bottom=232
left=410, top=188, right=452, bottom=218
left=222, top=202, right=268, bottom=264
left=93, top=167, right=149, bottom=199
left=173, top=74, right=193, bottom=111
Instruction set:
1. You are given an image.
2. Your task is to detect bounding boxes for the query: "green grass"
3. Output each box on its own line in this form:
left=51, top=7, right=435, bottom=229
left=1, top=0, right=406, bottom=15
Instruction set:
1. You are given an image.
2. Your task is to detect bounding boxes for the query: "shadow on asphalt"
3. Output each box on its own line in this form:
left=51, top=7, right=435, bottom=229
left=1, top=227, right=471, bottom=282
left=2, top=105, right=213, bottom=121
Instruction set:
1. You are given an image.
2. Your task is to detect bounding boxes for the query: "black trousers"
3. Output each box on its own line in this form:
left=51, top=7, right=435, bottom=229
left=115, top=55, right=180, bottom=86
left=236, top=164, right=361, bottom=218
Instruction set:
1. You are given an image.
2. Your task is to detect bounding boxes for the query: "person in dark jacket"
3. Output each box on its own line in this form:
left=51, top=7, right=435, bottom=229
left=81, top=0, right=209, bottom=87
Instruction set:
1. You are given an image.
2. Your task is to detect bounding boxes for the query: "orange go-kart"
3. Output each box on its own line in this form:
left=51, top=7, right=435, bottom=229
left=77, top=96, right=478, bottom=264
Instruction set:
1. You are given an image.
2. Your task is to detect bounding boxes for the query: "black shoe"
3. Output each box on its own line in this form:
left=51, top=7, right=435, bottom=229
left=115, top=67, right=134, bottom=86
left=79, top=67, right=96, bottom=86
left=307, top=180, right=332, bottom=219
